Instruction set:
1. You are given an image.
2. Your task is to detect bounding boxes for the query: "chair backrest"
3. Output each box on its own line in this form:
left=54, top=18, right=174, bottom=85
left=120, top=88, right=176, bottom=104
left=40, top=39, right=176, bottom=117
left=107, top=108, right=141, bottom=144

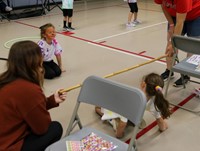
left=77, top=75, right=146, bottom=125
left=172, top=35, right=200, bottom=55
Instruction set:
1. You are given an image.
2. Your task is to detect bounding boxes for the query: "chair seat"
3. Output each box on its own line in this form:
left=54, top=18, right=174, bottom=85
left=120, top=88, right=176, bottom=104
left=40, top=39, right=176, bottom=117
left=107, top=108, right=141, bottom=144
left=172, top=58, right=200, bottom=78
left=45, top=127, right=133, bottom=151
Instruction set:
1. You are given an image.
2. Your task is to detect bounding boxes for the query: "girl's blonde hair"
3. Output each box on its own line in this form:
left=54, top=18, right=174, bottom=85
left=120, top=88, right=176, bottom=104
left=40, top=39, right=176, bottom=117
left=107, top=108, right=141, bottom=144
left=39, top=23, right=55, bottom=39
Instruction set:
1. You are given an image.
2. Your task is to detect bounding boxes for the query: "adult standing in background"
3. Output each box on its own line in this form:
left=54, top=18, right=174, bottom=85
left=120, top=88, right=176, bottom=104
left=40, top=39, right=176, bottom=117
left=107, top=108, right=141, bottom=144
left=155, top=0, right=200, bottom=87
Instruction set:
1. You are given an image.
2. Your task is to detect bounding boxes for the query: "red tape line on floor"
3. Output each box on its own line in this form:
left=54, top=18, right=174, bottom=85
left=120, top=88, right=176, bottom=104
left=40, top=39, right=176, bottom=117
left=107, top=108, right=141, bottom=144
left=125, top=93, right=196, bottom=144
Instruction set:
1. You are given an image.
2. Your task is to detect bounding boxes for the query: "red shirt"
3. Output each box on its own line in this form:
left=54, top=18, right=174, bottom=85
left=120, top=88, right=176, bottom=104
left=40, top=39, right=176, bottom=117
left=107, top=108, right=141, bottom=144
left=155, top=0, right=200, bottom=20
left=0, top=79, right=59, bottom=151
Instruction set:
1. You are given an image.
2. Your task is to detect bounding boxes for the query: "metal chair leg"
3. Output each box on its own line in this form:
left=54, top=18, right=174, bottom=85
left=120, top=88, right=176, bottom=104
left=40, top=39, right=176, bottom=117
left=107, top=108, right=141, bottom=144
left=0, top=12, right=10, bottom=21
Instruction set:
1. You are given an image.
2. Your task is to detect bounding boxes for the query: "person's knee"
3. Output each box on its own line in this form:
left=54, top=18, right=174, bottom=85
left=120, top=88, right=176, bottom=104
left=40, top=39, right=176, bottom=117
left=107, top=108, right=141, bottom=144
left=55, top=68, right=61, bottom=77
left=44, top=72, right=56, bottom=79
left=50, top=121, right=63, bottom=137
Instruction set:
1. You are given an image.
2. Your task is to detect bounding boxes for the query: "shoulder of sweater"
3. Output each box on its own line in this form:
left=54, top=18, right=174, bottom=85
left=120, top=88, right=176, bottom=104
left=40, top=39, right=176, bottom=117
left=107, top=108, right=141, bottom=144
left=10, top=79, right=41, bottom=92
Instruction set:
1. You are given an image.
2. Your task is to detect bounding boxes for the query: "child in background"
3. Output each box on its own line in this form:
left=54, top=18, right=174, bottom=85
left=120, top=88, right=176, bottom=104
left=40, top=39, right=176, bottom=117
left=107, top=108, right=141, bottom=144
left=125, top=0, right=140, bottom=27
left=95, top=73, right=171, bottom=138
left=38, top=23, right=65, bottom=79
left=62, top=0, right=75, bottom=31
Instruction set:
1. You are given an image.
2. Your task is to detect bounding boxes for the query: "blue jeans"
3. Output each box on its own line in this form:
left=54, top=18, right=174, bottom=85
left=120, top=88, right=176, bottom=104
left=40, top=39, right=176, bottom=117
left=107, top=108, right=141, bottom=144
left=171, top=16, right=200, bottom=38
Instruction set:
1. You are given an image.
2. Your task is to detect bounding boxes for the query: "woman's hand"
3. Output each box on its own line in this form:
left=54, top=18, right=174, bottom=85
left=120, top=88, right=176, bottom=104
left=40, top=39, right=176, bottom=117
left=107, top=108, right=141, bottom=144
left=54, top=89, right=67, bottom=103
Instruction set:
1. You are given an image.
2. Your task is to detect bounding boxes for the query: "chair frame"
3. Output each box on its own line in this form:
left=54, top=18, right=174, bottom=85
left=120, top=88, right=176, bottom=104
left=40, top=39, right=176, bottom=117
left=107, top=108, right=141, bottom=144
left=165, top=35, right=200, bottom=113
left=0, top=11, right=10, bottom=21
left=66, top=76, right=146, bottom=151
left=46, top=76, right=146, bottom=151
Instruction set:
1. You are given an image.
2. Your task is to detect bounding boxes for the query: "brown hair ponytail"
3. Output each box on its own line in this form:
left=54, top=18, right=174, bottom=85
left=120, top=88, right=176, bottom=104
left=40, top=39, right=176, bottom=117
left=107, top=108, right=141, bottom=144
left=144, top=73, right=171, bottom=119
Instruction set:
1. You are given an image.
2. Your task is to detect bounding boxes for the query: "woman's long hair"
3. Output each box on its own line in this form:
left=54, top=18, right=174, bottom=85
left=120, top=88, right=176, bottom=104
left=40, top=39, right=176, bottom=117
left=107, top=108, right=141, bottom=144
left=144, top=73, right=171, bottom=119
left=0, top=41, right=44, bottom=88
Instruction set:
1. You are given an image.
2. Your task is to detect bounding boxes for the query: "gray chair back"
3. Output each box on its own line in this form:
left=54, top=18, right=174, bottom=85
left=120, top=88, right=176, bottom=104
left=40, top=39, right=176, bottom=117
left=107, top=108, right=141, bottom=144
left=78, top=75, right=146, bottom=125
left=172, top=35, right=200, bottom=55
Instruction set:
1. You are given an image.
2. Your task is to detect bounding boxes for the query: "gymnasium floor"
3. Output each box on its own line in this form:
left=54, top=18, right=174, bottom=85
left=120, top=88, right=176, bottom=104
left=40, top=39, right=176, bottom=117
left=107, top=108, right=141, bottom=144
left=0, top=0, right=200, bottom=150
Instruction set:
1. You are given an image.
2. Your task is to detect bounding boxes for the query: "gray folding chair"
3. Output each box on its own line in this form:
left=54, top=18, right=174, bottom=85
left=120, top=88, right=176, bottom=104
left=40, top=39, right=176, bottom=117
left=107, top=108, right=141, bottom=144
left=0, top=11, right=10, bottom=21
left=165, top=35, right=200, bottom=113
left=45, top=75, right=146, bottom=151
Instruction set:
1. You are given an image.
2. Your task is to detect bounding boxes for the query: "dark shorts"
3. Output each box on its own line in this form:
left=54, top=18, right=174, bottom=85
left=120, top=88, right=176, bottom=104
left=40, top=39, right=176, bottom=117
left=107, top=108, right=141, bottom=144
left=128, top=2, right=138, bottom=13
left=63, top=9, right=73, bottom=17
left=170, top=16, right=200, bottom=38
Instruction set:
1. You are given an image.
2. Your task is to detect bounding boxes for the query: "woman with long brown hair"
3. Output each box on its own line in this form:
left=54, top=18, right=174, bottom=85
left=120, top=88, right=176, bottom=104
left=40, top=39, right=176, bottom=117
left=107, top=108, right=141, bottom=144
left=0, top=41, right=67, bottom=151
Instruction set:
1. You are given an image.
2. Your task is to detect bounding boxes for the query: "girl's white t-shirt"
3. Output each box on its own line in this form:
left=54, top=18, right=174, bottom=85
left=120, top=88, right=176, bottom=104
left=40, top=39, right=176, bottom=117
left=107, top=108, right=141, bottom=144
left=146, top=96, right=162, bottom=119
left=38, top=39, right=62, bottom=62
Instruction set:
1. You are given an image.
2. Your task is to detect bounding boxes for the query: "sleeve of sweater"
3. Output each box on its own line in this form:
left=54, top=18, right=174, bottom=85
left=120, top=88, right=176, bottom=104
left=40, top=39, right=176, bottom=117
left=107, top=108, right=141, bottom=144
left=46, top=95, right=59, bottom=110
left=16, top=81, right=58, bottom=135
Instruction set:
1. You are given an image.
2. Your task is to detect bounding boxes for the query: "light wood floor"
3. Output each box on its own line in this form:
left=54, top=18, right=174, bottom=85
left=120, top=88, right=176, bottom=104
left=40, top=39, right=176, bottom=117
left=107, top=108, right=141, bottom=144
left=0, top=0, right=200, bottom=150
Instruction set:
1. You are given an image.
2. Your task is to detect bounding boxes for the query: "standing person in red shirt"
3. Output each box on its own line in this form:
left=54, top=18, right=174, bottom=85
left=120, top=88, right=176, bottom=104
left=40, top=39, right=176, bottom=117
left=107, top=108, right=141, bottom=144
left=0, top=41, right=67, bottom=151
left=155, top=0, right=200, bottom=87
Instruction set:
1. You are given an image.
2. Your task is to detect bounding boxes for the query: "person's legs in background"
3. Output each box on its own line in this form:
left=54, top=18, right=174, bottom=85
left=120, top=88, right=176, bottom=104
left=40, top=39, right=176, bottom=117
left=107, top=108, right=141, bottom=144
left=173, top=17, right=200, bottom=87
left=132, top=2, right=141, bottom=24
left=63, top=9, right=68, bottom=30
left=126, top=3, right=135, bottom=27
left=0, top=0, right=12, bottom=12
left=67, top=9, right=75, bottom=30
left=161, top=18, right=190, bottom=87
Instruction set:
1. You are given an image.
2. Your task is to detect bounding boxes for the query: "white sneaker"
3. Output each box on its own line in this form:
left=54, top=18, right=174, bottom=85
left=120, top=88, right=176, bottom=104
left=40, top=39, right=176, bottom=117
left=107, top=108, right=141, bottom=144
left=126, top=23, right=136, bottom=28
left=132, top=20, right=141, bottom=25
left=63, top=26, right=69, bottom=31
left=5, top=6, right=12, bottom=12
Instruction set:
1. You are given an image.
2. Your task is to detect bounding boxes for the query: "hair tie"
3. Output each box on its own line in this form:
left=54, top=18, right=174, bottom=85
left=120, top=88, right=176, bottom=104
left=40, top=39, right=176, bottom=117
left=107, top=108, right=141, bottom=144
left=155, top=86, right=162, bottom=92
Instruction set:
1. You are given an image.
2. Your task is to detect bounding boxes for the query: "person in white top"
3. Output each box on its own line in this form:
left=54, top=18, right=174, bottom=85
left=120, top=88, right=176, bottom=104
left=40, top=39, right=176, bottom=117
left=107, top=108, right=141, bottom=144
left=38, top=23, right=65, bottom=79
left=124, top=0, right=141, bottom=27
left=62, top=0, right=75, bottom=31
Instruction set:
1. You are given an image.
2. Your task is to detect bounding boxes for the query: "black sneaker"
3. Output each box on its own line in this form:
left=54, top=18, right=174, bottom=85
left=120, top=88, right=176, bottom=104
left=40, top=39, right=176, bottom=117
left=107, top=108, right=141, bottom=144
left=173, top=75, right=190, bottom=87
left=67, top=27, right=75, bottom=31
left=63, top=26, right=69, bottom=31
left=161, top=69, right=174, bottom=82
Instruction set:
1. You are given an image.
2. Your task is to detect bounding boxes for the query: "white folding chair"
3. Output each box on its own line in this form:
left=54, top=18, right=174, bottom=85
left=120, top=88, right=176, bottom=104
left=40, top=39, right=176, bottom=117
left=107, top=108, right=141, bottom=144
left=165, top=35, right=200, bottom=113
left=45, top=75, right=146, bottom=151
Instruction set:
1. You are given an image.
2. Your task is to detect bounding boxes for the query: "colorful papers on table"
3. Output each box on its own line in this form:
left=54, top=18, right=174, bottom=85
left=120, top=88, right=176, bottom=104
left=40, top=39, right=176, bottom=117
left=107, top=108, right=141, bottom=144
left=66, top=132, right=117, bottom=151
left=81, top=132, right=117, bottom=151
left=66, top=141, right=83, bottom=151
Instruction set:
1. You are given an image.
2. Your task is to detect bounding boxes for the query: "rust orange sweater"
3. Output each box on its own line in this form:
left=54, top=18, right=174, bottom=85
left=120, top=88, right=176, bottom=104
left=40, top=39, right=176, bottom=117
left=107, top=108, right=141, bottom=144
left=0, top=79, right=59, bottom=151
